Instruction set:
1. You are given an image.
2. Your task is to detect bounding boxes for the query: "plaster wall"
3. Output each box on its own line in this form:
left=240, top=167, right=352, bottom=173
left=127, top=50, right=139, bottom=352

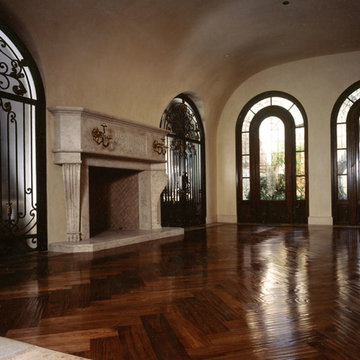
left=217, top=51, right=360, bottom=225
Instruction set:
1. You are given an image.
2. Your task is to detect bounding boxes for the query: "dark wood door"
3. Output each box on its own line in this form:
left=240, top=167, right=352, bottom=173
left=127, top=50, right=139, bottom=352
left=249, top=107, right=296, bottom=223
left=332, top=100, right=360, bottom=225
left=237, top=92, right=308, bottom=225
left=347, top=104, right=359, bottom=224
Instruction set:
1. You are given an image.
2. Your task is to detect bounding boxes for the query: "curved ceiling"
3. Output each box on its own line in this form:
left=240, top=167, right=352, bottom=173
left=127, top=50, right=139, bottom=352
left=1, top=0, right=359, bottom=124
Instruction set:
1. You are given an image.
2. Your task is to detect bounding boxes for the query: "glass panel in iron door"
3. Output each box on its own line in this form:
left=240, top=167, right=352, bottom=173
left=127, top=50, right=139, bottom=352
left=0, top=98, right=38, bottom=246
left=161, top=136, right=184, bottom=227
left=183, top=140, right=203, bottom=226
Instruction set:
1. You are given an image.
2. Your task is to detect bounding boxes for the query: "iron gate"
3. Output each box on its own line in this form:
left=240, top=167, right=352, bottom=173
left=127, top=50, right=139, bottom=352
left=160, top=95, right=206, bottom=227
left=0, top=24, right=46, bottom=252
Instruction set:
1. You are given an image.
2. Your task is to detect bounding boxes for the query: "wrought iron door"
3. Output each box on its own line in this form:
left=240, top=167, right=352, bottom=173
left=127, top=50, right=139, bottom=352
left=0, top=23, right=46, bottom=252
left=160, top=95, right=206, bottom=227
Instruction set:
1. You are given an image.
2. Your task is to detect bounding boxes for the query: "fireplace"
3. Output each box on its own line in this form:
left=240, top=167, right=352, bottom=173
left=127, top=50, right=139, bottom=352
left=48, top=107, right=183, bottom=252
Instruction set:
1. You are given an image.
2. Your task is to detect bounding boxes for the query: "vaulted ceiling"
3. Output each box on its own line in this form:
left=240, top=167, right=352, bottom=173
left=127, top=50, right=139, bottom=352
left=1, top=0, right=359, bottom=124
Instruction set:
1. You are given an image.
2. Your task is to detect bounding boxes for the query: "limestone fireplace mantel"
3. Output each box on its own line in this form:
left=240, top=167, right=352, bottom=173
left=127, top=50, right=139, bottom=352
left=48, top=107, right=183, bottom=252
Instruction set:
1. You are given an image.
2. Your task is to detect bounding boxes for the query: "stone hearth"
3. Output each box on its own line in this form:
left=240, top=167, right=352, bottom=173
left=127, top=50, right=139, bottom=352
left=48, top=107, right=183, bottom=253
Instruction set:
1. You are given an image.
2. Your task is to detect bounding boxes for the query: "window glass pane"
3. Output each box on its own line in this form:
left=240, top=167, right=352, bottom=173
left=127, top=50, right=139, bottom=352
left=250, top=98, right=271, bottom=114
left=242, top=178, right=250, bottom=200
left=296, top=152, right=305, bottom=176
left=337, top=149, right=347, bottom=175
left=271, top=97, right=293, bottom=110
left=242, top=111, right=254, bottom=132
left=349, top=88, right=360, bottom=103
left=336, top=123, right=347, bottom=148
left=296, top=176, right=306, bottom=200
left=259, top=117, right=285, bottom=200
left=296, top=127, right=305, bottom=151
left=338, top=175, right=347, bottom=200
left=289, top=105, right=304, bottom=126
left=337, top=99, right=352, bottom=123
left=242, top=132, right=249, bottom=154
left=242, top=155, right=250, bottom=177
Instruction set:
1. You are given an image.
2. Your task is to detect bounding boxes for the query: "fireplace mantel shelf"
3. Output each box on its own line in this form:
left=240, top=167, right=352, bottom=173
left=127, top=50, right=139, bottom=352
left=49, top=106, right=169, bottom=165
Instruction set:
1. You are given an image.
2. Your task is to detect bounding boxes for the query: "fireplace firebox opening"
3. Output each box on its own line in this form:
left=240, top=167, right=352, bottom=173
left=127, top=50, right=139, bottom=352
left=89, top=167, right=140, bottom=237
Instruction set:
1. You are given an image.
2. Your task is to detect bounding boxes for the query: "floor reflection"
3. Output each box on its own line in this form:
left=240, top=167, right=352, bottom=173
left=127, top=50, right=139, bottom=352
left=1, top=224, right=360, bottom=359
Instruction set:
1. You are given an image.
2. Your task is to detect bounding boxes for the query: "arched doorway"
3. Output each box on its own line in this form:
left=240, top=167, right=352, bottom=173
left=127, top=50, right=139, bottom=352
left=331, top=81, right=360, bottom=225
left=236, top=91, right=308, bottom=224
left=160, top=94, right=206, bottom=227
left=0, top=22, right=47, bottom=251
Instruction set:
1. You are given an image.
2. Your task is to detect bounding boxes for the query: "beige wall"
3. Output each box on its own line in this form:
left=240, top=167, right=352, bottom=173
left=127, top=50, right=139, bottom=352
left=217, top=51, right=360, bottom=225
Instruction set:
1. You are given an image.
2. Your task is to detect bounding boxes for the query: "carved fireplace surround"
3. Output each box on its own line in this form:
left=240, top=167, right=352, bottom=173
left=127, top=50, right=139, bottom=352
left=48, top=107, right=183, bottom=252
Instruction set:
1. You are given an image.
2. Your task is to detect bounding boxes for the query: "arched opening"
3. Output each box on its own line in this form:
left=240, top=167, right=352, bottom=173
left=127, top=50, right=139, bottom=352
left=160, top=94, right=206, bottom=227
left=0, top=22, right=47, bottom=252
left=331, top=81, right=360, bottom=225
left=236, top=91, right=308, bottom=224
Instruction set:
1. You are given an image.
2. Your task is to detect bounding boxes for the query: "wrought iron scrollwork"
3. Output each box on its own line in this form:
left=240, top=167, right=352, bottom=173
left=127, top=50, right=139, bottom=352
left=169, top=138, right=196, bottom=158
left=0, top=36, right=28, bottom=96
left=153, top=138, right=168, bottom=155
left=0, top=95, right=10, bottom=113
left=162, top=99, right=200, bottom=157
left=6, top=202, right=12, bottom=217
left=0, top=97, right=38, bottom=240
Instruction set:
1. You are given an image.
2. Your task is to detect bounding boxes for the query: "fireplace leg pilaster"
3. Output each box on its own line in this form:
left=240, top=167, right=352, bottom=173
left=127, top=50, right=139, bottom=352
left=63, top=163, right=82, bottom=242
left=150, top=167, right=167, bottom=229
left=138, top=165, right=167, bottom=230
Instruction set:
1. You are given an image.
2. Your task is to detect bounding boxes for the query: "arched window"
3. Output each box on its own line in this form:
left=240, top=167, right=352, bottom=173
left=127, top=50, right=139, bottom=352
left=0, top=22, right=46, bottom=251
left=160, top=94, right=206, bottom=227
left=236, top=91, right=308, bottom=224
left=331, top=81, right=360, bottom=225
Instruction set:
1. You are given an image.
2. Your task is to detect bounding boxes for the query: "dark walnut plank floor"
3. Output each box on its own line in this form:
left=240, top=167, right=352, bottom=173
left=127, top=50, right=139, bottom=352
left=1, top=224, right=360, bottom=359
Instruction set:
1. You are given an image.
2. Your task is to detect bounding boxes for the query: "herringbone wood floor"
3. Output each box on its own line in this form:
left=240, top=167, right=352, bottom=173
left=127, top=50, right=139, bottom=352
left=1, top=224, right=360, bottom=359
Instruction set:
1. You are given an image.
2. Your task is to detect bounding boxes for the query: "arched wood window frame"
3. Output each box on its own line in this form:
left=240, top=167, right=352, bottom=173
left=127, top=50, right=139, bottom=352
left=331, top=80, right=360, bottom=225
left=0, top=21, right=47, bottom=250
left=236, top=91, right=308, bottom=223
left=160, top=94, right=206, bottom=227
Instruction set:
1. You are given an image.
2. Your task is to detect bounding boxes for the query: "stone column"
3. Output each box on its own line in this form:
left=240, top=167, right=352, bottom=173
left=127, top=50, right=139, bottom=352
left=138, top=170, right=151, bottom=230
left=62, top=163, right=82, bottom=242
left=150, top=163, right=167, bottom=229
left=138, top=164, right=167, bottom=230
left=80, top=163, right=90, bottom=241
